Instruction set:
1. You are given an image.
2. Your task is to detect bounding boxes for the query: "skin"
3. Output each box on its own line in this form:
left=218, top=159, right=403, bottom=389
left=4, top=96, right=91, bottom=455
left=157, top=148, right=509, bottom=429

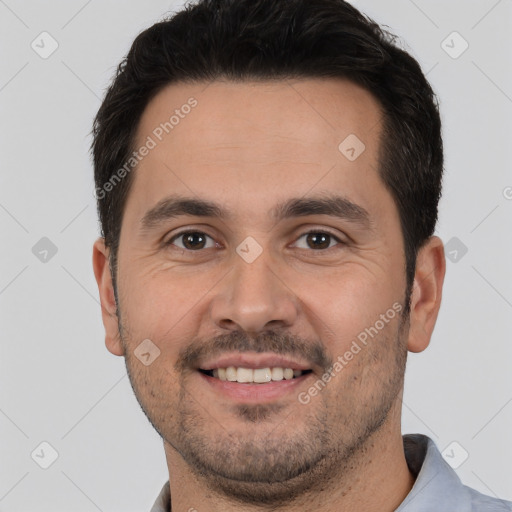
left=93, top=78, right=445, bottom=512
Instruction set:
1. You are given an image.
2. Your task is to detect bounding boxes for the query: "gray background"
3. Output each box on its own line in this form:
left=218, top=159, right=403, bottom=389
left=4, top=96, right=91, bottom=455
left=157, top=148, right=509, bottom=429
left=1, top=0, right=511, bottom=510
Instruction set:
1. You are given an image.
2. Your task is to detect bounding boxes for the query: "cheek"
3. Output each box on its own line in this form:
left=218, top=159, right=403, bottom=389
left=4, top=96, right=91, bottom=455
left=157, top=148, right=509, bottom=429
left=117, top=264, right=214, bottom=349
left=296, top=264, right=401, bottom=346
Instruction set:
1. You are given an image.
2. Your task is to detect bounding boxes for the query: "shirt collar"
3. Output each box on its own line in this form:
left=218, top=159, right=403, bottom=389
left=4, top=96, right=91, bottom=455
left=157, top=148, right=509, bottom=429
left=396, top=433, right=472, bottom=511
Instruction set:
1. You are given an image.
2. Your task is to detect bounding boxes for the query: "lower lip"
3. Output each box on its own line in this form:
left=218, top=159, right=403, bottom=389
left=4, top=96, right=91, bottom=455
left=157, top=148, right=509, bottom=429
left=198, top=371, right=313, bottom=402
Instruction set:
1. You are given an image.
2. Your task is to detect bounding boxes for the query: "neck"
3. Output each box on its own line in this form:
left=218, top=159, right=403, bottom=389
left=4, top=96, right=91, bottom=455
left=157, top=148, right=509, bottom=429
left=163, top=421, right=415, bottom=512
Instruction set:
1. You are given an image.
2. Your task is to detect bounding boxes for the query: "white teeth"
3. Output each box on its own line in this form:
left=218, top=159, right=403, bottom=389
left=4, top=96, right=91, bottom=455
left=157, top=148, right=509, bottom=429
left=237, top=367, right=253, bottom=383
left=226, top=366, right=237, bottom=382
left=206, top=366, right=307, bottom=383
left=253, top=368, right=272, bottom=383
left=271, top=367, right=284, bottom=381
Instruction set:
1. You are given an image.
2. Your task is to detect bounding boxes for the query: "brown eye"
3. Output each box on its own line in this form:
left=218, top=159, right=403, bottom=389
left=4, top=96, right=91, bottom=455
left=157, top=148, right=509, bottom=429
left=168, top=231, right=215, bottom=250
left=293, top=231, right=343, bottom=250
left=306, top=232, right=330, bottom=249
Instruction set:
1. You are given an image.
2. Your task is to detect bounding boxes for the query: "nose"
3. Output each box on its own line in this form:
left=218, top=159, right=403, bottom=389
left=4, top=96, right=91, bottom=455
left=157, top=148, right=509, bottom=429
left=209, top=248, right=299, bottom=334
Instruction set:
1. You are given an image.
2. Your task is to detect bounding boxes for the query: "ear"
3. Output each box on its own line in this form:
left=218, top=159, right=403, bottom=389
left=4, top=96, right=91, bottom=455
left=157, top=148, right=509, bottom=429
left=92, top=237, right=125, bottom=356
left=406, top=236, right=446, bottom=353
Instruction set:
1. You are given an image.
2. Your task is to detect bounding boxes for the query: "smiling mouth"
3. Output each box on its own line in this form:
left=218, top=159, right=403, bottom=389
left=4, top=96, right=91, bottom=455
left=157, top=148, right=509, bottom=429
left=198, top=367, right=313, bottom=384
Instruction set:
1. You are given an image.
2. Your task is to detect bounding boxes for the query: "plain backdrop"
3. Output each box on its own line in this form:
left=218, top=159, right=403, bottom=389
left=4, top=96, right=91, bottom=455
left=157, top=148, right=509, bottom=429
left=1, top=0, right=511, bottom=510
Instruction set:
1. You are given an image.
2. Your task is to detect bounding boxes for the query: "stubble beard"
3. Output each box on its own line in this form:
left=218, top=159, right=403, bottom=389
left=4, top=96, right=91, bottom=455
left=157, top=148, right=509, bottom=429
left=119, top=305, right=409, bottom=506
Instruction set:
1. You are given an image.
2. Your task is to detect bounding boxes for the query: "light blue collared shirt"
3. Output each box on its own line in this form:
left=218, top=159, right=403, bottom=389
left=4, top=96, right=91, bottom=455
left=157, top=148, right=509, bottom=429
left=150, top=434, right=512, bottom=511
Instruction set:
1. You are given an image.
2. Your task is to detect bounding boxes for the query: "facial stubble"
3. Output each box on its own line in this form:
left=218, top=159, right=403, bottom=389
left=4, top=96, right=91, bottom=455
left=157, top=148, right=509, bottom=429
left=118, top=304, right=409, bottom=506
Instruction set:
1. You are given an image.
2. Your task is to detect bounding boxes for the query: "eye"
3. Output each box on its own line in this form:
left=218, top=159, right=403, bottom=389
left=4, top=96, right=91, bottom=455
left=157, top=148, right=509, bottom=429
left=292, top=230, right=344, bottom=250
left=166, top=231, right=217, bottom=251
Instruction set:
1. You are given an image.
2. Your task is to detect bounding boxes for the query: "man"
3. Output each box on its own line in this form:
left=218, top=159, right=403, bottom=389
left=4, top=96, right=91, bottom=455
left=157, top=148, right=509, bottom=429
left=91, top=0, right=512, bottom=510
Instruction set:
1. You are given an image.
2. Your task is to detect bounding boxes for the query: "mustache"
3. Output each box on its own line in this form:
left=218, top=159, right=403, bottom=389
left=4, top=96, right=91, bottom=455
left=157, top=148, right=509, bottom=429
left=175, top=330, right=333, bottom=373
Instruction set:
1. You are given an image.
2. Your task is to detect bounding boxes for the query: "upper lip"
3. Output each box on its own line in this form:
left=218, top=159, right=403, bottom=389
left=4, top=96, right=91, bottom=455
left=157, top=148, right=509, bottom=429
left=198, top=352, right=313, bottom=371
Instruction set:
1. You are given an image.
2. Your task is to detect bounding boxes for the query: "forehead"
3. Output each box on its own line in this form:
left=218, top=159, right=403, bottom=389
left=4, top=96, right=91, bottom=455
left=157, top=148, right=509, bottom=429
left=136, top=78, right=381, bottom=151
left=127, top=78, right=385, bottom=223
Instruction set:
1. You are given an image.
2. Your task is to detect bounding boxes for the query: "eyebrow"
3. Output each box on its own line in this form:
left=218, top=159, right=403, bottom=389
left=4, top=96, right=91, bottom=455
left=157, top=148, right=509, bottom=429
left=139, top=194, right=372, bottom=233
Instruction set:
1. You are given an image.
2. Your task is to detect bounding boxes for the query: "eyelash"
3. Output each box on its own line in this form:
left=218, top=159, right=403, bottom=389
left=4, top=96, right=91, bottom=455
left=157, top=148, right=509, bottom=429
left=165, top=229, right=345, bottom=252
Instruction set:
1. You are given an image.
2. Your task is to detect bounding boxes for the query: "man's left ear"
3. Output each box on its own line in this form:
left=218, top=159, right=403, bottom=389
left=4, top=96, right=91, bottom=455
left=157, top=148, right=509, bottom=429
left=406, top=236, right=446, bottom=353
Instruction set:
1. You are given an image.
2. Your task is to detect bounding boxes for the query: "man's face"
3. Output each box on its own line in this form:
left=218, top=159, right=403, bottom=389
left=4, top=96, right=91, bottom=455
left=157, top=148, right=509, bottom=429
left=101, top=79, right=412, bottom=500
